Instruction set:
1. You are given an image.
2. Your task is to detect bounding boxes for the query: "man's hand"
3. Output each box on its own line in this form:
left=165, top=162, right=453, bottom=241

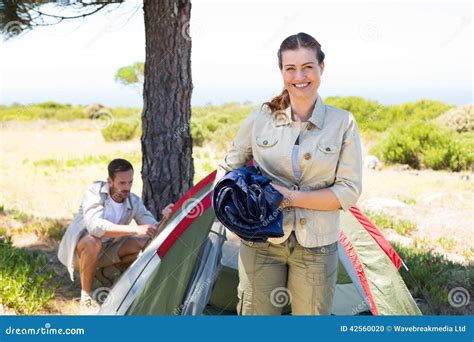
left=161, top=203, right=175, bottom=221
left=135, top=224, right=158, bottom=238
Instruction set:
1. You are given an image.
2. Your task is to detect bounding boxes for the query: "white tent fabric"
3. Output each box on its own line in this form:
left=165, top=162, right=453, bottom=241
left=180, top=222, right=226, bottom=315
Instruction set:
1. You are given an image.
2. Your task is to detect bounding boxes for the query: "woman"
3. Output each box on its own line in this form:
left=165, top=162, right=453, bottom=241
left=217, top=32, right=362, bottom=315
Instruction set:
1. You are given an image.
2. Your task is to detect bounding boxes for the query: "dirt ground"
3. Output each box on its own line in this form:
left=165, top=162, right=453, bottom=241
left=1, top=120, right=473, bottom=314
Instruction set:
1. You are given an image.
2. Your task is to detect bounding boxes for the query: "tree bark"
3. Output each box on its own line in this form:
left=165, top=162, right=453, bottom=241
left=141, top=0, right=194, bottom=220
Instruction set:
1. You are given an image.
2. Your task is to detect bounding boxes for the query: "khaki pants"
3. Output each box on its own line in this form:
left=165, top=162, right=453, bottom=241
left=237, top=232, right=338, bottom=315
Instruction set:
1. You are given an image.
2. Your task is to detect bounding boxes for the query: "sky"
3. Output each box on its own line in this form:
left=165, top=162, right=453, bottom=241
left=1, top=0, right=472, bottom=107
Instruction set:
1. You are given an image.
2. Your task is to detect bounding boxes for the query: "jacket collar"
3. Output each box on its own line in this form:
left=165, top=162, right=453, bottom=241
left=100, top=181, right=132, bottom=210
left=276, top=94, right=326, bottom=129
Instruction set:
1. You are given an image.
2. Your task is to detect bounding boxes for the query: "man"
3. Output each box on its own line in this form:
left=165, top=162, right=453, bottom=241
left=58, top=159, right=174, bottom=312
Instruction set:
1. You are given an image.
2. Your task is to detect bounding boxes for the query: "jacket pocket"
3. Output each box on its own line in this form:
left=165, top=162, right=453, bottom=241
left=255, top=136, right=279, bottom=148
left=317, top=141, right=340, bottom=155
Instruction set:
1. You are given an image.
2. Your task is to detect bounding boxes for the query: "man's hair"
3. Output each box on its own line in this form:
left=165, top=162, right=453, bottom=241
left=108, top=159, right=134, bottom=179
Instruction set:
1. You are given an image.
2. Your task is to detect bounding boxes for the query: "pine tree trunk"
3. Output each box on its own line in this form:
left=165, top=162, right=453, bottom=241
left=141, top=0, right=194, bottom=220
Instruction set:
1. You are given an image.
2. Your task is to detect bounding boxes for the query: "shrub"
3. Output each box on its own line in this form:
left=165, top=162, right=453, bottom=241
left=372, top=121, right=473, bottom=171
left=324, top=96, right=385, bottom=131
left=324, top=97, right=453, bottom=133
left=101, top=120, right=139, bottom=142
left=191, top=121, right=206, bottom=147
left=191, top=102, right=255, bottom=149
left=36, top=101, right=71, bottom=109
left=84, top=103, right=114, bottom=119
left=0, top=103, right=87, bottom=121
left=436, top=105, right=474, bottom=133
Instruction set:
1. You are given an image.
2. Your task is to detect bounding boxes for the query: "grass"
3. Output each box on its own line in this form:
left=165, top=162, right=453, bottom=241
left=398, top=195, right=417, bottom=205
left=0, top=102, right=140, bottom=122
left=0, top=206, right=69, bottom=242
left=33, top=152, right=142, bottom=171
left=0, top=235, right=58, bottom=314
left=393, top=241, right=472, bottom=314
left=365, top=211, right=417, bottom=235
left=1, top=206, right=31, bottom=223
left=436, top=237, right=457, bottom=252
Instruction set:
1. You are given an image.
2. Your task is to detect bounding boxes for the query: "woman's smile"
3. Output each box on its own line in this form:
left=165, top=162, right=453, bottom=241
left=293, top=82, right=311, bottom=89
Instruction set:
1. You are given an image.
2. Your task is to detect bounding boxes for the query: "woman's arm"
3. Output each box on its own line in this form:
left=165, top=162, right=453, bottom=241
left=272, top=184, right=342, bottom=211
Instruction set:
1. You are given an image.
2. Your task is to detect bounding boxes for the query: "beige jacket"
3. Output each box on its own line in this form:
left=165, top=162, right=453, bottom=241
left=219, top=95, right=362, bottom=247
left=57, top=181, right=158, bottom=281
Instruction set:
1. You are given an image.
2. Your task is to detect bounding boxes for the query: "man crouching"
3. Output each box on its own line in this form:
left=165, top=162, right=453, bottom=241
left=58, top=158, right=173, bottom=313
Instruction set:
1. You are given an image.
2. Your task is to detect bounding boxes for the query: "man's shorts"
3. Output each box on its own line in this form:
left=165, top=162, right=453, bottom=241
left=73, top=232, right=132, bottom=270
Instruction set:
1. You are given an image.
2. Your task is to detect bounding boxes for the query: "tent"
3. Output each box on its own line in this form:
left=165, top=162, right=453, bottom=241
left=99, top=170, right=422, bottom=316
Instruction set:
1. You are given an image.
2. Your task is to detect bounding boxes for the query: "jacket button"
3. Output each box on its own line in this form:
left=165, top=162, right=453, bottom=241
left=300, top=218, right=307, bottom=225
left=325, top=147, right=331, bottom=152
left=304, top=153, right=311, bottom=160
left=263, top=140, right=268, bottom=145
left=307, top=125, right=312, bottom=131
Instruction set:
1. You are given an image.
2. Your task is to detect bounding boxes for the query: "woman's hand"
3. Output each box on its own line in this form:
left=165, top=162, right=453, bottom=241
left=271, top=183, right=295, bottom=209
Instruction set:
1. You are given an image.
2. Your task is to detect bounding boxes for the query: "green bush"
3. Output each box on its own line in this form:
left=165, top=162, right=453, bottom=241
left=372, top=121, right=473, bottom=171
left=36, top=101, right=71, bottom=109
left=324, top=96, right=385, bottom=131
left=191, top=102, right=255, bottom=149
left=0, top=103, right=87, bottom=121
left=191, top=121, right=206, bottom=147
left=0, top=103, right=141, bottom=122
left=324, top=97, right=453, bottom=133
left=191, top=102, right=256, bottom=151
left=0, top=235, right=58, bottom=313
left=101, top=120, right=139, bottom=142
